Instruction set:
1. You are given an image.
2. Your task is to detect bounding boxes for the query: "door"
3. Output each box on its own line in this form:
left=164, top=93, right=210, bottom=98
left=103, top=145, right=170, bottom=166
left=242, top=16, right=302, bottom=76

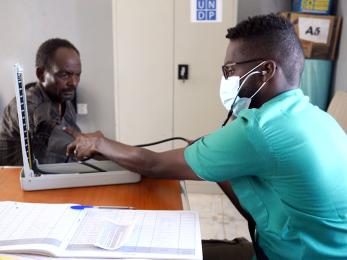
left=113, top=0, right=238, bottom=150
left=173, top=0, right=238, bottom=148
left=113, top=0, right=174, bottom=151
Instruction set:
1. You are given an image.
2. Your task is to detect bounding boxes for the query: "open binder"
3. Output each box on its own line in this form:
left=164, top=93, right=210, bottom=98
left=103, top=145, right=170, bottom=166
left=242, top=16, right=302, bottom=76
left=0, top=201, right=202, bottom=260
left=14, top=64, right=141, bottom=191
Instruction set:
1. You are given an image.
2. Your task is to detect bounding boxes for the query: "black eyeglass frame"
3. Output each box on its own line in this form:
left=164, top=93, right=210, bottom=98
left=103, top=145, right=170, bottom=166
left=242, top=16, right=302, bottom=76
left=222, top=58, right=265, bottom=80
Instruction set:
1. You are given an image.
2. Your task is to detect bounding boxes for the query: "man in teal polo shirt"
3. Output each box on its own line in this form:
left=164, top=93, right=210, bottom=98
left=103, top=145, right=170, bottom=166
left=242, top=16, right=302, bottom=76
left=66, top=14, right=347, bottom=259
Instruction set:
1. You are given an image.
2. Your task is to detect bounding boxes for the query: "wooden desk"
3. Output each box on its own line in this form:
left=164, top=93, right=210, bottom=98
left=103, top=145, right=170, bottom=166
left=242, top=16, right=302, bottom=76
left=0, top=168, right=182, bottom=210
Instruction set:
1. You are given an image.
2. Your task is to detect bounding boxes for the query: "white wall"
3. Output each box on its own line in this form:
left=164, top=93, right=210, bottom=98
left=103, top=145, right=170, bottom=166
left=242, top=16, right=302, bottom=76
left=0, top=0, right=115, bottom=138
left=237, top=0, right=291, bottom=22
left=334, top=1, right=347, bottom=93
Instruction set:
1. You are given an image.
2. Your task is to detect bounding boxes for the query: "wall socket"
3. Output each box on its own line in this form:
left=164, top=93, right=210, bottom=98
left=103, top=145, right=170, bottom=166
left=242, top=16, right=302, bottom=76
left=77, top=103, right=88, bottom=115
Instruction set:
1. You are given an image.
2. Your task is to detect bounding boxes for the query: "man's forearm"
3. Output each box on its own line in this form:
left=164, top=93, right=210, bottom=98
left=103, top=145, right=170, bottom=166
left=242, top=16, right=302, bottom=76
left=95, top=137, right=201, bottom=180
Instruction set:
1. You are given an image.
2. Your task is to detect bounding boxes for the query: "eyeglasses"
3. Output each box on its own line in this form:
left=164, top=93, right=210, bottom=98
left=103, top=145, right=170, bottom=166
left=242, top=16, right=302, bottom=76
left=222, top=58, right=265, bottom=79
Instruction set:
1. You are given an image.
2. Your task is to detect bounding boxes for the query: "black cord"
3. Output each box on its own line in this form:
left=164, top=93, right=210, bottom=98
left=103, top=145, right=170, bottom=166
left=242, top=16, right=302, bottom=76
left=33, top=158, right=107, bottom=175
left=134, top=137, right=189, bottom=147
left=78, top=161, right=106, bottom=172
left=222, top=110, right=233, bottom=127
left=64, top=155, right=70, bottom=163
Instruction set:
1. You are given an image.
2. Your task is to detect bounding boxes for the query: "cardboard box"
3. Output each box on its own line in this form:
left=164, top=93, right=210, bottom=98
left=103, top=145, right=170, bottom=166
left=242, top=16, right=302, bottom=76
left=280, top=12, right=342, bottom=60
left=291, top=0, right=334, bottom=15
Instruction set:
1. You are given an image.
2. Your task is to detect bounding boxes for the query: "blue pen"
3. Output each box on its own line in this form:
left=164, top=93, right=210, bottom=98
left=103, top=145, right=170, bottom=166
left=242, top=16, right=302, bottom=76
left=70, top=205, right=94, bottom=210
left=70, top=205, right=134, bottom=210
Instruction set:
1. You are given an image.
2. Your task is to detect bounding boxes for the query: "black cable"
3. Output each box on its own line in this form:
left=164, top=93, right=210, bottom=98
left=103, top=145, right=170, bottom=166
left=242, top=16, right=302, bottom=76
left=78, top=161, right=106, bottom=172
left=64, top=155, right=70, bottom=163
left=134, top=137, right=189, bottom=147
left=33, top=158, right=107, bottom=175
left=222, top=110, right=233, bottom=127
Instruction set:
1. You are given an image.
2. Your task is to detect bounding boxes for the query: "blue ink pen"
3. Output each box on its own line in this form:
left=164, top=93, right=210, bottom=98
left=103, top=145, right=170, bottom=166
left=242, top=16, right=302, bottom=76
left=70, top=205, right=94, bottom=210
left=70, top=205, right=134, bottom=210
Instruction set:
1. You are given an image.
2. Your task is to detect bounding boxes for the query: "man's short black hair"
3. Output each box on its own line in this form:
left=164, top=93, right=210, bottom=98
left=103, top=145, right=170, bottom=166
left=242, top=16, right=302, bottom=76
left=35, top=38, right=80, bottom=69
left=226, top=14, right=304, bottom=85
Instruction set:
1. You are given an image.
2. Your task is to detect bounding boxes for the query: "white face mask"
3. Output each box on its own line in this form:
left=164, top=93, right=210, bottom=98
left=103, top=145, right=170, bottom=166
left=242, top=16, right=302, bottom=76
left=219, top=61, right=267, bottom=117
left=219, top=76, right=239, bottom=111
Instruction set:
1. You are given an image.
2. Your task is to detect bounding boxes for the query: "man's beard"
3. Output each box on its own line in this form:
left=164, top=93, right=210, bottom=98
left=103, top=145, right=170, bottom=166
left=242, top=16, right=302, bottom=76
left=61, top=90, right=75, bottom=101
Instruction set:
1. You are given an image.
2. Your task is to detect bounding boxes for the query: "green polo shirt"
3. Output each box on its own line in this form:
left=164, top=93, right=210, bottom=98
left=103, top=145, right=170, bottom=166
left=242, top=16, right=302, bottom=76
left=185, top=89, right=347, bottom=259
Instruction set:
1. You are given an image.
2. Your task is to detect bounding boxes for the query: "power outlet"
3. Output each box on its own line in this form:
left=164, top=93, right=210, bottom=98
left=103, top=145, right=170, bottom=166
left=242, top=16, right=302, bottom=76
left=77, top=103, right=88, bottom=115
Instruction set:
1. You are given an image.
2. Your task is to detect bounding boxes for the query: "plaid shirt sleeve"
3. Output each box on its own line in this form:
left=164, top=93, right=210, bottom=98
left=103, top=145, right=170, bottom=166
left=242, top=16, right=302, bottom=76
left=0, top=98, right=23, bottom=165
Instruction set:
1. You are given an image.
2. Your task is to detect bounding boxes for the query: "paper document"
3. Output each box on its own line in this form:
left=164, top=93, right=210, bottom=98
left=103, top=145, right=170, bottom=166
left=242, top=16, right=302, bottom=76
left=94, top=219, right=135, bottom=250
left=0, top=201, right=202, bottom=259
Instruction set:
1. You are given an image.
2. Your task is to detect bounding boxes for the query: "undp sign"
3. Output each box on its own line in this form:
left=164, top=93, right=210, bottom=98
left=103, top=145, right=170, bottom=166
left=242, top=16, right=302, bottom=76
left=191, top=0, right=222, bottom=23
left=197, top=0, right=217, bottom=20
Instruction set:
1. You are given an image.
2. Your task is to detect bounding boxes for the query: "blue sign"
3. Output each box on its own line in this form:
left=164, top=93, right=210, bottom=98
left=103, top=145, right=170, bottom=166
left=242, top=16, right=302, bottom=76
left=196, top=0, right=217, bottom=21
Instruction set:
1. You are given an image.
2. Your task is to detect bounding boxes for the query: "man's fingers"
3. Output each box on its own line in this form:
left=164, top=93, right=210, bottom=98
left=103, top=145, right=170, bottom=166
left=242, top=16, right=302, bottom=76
left=66, top=142, right=76, bottom=156
left=74, top=148, right=92, bottom=161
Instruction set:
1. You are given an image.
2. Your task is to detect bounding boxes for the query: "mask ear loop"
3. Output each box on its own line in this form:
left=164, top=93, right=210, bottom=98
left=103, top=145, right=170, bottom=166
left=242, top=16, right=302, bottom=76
left=232, top=61, right=267, bottom=108
left=250, top=70, right=269, bottom=99
left=250, top=81, right=267, bottom=99
left=222, top=71, right=262, bottom=127
left=240, top=61, right=267, bottom=81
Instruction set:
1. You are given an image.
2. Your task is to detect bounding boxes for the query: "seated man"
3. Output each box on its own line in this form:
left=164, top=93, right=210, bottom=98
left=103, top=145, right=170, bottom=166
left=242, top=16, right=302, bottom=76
left=66, top=14, right=347, bottom=259
left=0, top=38, right=81, bottom=165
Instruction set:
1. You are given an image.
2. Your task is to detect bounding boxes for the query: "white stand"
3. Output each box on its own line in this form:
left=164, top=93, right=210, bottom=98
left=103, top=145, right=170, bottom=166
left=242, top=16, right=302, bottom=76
left=20, top=160, right=141, bottom=191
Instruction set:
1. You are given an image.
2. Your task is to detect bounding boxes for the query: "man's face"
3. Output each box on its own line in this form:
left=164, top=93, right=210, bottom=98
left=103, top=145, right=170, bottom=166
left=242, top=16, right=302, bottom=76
left=223, top=40, right=263, bottom=99
left=41, top=47, right=81, bottom=103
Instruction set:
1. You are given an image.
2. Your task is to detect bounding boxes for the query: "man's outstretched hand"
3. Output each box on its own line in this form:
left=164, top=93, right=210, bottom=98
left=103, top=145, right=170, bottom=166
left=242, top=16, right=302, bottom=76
left=64, top=127, right=104, bottom=161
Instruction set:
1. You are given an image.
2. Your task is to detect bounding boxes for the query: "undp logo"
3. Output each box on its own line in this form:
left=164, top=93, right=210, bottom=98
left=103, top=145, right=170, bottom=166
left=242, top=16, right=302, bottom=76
left=196, top=0, right=217, bottom=21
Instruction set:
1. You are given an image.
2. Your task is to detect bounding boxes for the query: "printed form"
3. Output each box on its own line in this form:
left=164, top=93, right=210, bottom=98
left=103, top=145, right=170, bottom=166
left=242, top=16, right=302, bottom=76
left=0, top=202, right=202, bottom=260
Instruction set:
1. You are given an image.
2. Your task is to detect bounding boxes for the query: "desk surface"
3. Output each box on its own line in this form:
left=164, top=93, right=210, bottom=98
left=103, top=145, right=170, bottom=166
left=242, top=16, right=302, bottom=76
left=0, top=168, right=182, bottom=210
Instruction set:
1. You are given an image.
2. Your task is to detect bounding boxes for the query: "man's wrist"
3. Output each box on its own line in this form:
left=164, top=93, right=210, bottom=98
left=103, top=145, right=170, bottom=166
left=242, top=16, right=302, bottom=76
left=94, top=136, right=105, bottom=154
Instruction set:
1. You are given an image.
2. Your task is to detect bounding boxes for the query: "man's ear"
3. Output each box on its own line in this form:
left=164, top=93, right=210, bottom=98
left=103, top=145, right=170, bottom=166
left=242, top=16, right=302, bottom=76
left=36, top=67, right=45, bottom=82
left=262, top=60, right=276, bottom=82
